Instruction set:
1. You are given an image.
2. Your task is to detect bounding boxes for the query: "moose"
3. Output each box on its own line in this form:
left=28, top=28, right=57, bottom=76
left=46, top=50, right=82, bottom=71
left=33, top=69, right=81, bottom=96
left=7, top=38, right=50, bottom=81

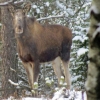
left=8, top=3, right=72, bottom=90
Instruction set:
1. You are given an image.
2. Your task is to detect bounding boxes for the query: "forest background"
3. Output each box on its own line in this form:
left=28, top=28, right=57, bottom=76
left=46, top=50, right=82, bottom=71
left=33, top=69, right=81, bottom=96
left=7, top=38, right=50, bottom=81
left=0, top=0, right=91, bottom=98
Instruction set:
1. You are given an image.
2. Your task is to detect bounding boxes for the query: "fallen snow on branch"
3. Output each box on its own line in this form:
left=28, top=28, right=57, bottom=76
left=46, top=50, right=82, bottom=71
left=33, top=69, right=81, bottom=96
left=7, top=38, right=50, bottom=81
left=77, top=48, right=88, bottom=56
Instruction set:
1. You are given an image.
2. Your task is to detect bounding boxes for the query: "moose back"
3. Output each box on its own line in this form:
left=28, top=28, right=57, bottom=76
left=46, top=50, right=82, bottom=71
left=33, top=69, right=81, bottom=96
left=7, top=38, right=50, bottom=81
left=9, top=4, right=72, bottom=90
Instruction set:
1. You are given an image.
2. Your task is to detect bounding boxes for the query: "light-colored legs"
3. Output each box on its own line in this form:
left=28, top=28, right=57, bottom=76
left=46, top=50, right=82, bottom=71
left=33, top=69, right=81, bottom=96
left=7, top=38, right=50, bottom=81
left=52, top=57, right=63, bottom=83
left=52, top=57, right=71, bottom=89
left=62, top=60, right=71, bottom=89
left=22, top=58, right=71, bottom=90
left=22, top=62, right=34, bottom=89
left=22, top=62, right=39, bottom=90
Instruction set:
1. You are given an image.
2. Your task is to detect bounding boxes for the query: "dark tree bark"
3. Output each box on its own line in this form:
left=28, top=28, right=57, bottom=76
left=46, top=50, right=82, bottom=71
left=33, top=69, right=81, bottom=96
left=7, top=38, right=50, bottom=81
left=85, top=0, right=100, bottom=100
left=1, top=0, right=18, bottom=98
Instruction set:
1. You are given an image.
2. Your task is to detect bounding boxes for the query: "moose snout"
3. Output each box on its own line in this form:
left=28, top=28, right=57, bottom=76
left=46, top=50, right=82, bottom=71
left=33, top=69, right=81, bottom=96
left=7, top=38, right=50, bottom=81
left=15, top=25, right=23, bottom=34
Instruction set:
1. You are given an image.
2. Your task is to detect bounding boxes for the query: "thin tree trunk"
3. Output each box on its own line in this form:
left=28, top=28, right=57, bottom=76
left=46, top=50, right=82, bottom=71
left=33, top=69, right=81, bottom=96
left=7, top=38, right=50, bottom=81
left=1, top=1, right=18, bottom=98
left=85, top=0, right=100, bottom=100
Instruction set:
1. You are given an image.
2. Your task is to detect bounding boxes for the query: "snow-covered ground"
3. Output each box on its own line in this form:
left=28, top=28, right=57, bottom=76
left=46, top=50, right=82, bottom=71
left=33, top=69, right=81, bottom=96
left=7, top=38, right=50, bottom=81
left=7, top=88, right=87, bottom=100
left=22, top=91, right=87, bottom=100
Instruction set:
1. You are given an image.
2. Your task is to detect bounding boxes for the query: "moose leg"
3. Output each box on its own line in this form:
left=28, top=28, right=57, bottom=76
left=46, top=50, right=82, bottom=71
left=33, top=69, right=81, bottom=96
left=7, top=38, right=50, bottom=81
left=52, top=57, right=64, bottom=83
left=22, top=62, right=34, bottom=89
left=33, top=61, right=40, bottom=83
left=62, top=60, right=71, bottom=89
left=22, top=61, right=39, bottom=90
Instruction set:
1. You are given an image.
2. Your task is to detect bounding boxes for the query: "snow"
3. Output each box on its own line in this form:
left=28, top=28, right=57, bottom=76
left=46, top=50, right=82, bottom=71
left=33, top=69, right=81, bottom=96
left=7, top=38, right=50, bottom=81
left=73, top=36, right=83, bottom=42
left=83, top=2, right=91, bottom=8
left=77, top=48, right=88, bottom=56
left=19, top=90, right=87, bottom=100
left=10, top=67, right=16, bottom=72
left=36, top=8, right=40, bottom=14
left=22, top=98, right=43, bottom=100
left=32, top=5, right=37, bottom=8
left=8, top=79, right=19, bottom=86
left=45, top=2, right=50, bottom=7
left=66, top=8, right=74, bottom=16
left=7, top=87, right=87, bottom=100
left=56, top=1, right=66, bottom=11
left=72, top=75, right=82, bottom=82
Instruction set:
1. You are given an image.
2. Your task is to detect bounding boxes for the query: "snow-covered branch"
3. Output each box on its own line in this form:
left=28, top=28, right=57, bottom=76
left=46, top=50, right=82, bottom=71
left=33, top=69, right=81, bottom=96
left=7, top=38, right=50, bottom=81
left=55, top=0, right=85, bottom=17
left=0, top=0, right=13, bottom=6
left=0, top=0, right=24, bottom=6
left=8, top=79, right=19, bottom=86
left=10, top=67, right=16, bottom=72
left=37, top=14, right=65, bottom=21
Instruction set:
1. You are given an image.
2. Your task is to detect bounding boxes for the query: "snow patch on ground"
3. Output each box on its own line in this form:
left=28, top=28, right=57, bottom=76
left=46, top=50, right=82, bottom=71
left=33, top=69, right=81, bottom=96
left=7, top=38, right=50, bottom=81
left=7, top=90, right=87, bottom=100
left=21, top=91, right=87, bottom=100
left=22, top=98, right=43, bottom=100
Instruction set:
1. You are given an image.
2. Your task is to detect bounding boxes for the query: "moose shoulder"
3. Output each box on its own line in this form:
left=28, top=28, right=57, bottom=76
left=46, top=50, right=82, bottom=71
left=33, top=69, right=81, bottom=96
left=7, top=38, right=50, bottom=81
left=9, top=4, right=72, bottom=90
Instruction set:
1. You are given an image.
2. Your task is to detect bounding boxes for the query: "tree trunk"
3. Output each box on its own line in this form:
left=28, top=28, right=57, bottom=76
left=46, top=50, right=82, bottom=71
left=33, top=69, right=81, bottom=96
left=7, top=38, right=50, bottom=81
left=85, top=0, right=100, bottom=100
left=1, top=1, right=18, bottom=98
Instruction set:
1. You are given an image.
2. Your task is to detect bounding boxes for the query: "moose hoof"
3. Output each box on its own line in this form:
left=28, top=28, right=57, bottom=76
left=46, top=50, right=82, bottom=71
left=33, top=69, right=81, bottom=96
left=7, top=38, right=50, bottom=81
left=31, top=89, right=35, bottom=94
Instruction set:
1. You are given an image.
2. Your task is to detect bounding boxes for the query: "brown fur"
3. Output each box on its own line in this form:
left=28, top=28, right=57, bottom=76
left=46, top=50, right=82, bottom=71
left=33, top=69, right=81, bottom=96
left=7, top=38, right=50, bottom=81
left=11, top=8, right=72, bottom=90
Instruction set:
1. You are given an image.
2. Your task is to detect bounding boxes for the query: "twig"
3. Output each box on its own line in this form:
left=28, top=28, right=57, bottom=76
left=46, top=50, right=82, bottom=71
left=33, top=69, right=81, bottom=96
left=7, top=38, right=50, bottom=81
left=37, top=14, right=65, bottom=21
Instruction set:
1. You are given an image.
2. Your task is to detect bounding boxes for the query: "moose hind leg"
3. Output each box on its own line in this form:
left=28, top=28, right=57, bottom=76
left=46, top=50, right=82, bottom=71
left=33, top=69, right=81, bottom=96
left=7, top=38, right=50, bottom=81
left=33, top=61, right=40, bottom=83
left=62, top=60, right=71, bottom=89
left=60, top=43, right=71, bottom=89
left=52, top=57, right=64, bottom=83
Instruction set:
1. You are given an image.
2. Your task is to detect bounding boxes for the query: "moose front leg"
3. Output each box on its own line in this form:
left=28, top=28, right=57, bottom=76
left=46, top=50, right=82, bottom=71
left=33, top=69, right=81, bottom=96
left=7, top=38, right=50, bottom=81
left=22, top=62, right=34, bottom=89
left=22, top=61, right=39, bottom=90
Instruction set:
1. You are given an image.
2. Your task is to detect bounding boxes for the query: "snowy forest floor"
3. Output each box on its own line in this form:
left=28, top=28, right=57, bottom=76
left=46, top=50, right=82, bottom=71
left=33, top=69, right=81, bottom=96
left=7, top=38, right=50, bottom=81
left=5, top=88, right=87, bottom=100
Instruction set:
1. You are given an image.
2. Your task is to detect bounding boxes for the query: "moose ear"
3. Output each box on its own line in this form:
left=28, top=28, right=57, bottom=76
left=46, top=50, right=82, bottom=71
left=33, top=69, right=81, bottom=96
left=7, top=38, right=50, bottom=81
left=8, top=5, right=15, bottom=17
left=23, top=3, right=31, bottom=14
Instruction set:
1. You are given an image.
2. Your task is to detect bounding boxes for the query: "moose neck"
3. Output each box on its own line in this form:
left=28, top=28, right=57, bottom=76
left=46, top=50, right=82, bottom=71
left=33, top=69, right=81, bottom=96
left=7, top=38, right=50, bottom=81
left=26, top=17, right=44, bottom=34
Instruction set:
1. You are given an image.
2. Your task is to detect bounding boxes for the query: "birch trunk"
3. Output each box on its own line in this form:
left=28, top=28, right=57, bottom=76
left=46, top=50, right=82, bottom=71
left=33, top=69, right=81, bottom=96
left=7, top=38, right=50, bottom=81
left=85, top=0, right=100, bottom=100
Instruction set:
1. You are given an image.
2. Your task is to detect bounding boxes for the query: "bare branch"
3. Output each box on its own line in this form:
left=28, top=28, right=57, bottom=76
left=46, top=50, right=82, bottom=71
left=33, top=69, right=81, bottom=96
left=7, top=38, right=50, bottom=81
left=0, top=0, right=24, bottom=6
left=37, top=14, right=65, bottom=21
left=8, top=79, right=19, bottom=86
left=0, top=0, right=13, bottom=6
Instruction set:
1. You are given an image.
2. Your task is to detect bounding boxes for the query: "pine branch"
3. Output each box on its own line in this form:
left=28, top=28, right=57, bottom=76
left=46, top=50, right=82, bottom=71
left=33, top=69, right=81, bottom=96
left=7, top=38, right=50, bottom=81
left=18, top=75, right=28, bottom=83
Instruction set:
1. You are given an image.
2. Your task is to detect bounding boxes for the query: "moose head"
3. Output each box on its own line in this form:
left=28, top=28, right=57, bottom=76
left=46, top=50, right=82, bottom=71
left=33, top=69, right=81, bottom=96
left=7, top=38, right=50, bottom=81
left=9, top=3, right=31, bottom=34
